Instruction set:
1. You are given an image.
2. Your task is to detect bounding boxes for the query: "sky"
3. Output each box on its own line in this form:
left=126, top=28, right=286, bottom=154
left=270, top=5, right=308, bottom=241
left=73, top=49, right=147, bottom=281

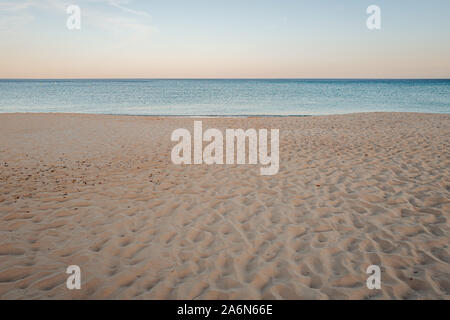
left=0, top=0, right=449, bottom=79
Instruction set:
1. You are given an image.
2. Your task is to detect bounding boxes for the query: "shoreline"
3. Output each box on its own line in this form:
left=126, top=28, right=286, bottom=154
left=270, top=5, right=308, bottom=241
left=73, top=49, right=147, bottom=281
left=0, top=111, right=449, bottom=118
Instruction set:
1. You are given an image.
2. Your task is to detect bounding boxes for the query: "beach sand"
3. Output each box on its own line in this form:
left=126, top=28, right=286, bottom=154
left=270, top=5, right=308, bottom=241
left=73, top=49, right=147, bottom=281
left=0, top=112, right=449, bottom=299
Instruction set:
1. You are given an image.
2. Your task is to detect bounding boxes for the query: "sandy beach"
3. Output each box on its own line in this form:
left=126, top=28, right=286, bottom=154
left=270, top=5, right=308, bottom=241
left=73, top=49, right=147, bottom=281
left=0, top=112, right=448, bottom=299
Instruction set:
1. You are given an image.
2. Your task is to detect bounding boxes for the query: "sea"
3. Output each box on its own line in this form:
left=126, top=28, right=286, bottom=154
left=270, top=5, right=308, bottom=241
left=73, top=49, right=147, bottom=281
left=0, top=79, right=449, bottom=116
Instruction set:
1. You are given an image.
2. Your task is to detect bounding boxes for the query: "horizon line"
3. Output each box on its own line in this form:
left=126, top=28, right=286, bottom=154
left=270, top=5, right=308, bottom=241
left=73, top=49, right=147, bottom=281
left=1, top=77, right=450, bottom=81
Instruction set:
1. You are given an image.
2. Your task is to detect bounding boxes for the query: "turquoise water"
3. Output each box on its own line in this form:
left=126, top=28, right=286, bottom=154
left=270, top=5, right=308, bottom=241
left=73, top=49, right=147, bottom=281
left=0, top=79, right=449, bottom=116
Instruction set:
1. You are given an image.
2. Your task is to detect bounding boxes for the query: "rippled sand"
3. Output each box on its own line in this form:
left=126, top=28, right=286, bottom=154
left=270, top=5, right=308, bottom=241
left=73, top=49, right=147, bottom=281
left=0, top=112, right=449, bottom=299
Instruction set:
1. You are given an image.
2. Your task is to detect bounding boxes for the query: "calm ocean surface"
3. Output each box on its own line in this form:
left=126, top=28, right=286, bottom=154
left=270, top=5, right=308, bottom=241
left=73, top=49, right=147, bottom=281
left=0, top=79, right=449, bottom=116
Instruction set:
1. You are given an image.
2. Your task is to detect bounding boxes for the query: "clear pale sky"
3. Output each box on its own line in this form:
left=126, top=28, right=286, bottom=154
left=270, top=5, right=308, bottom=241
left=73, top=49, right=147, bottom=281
left=1, top=0, right=449, bottom=78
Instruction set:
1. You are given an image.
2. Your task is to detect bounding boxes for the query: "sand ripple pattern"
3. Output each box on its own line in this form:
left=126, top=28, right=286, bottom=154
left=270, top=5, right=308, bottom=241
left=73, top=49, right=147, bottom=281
left=0, top=113, right=449, bottom=299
